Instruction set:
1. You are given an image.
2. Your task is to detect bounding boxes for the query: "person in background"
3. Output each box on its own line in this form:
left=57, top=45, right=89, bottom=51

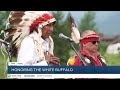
left=67, top=30, right=107, bottom=66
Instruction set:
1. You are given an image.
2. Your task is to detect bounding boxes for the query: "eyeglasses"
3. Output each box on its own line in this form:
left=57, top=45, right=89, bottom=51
left=91, top=41, right=100, bottom=45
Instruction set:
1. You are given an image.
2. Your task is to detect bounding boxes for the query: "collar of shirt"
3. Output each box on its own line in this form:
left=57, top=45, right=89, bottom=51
left=80, top=49, right=102, bottom=66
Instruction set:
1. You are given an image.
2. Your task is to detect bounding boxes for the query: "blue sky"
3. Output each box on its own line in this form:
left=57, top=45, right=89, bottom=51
left=63, top=11, right=120, bottom=36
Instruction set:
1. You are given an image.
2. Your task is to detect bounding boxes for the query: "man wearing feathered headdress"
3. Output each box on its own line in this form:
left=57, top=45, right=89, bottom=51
left=5, top=11, right=60, bottom=66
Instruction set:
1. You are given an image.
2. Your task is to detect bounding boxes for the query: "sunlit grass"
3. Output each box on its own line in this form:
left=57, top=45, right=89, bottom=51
left=0, top=55, right=5, bottom=79
left=0, top=52, right=16, bottom=79
left=104, top=53, right=120, bottom=66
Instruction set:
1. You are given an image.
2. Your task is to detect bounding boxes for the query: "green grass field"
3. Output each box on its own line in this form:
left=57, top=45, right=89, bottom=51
left=0, top=52, right=16, bottom=79
left=104, top=53, right=120, bottom=66
left=0, top=52, right=120, bottom=79
left=0, top=53, right=5, bottom=79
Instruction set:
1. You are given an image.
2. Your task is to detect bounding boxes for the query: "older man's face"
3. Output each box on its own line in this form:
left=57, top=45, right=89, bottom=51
left=41, top=23, right=54, bottom=39
left=84, top=40, right=99, bottom=53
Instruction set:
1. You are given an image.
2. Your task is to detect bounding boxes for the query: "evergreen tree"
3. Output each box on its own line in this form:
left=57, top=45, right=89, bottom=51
left=0, top=11, right=10, bottom=39
left=52, top=11, right=72, bottom=65
left=78, top=11, right=98, bottom=34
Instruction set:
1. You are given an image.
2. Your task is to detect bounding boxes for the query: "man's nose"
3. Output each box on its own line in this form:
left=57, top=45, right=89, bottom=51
left=95, top=42, right=99, bottom=46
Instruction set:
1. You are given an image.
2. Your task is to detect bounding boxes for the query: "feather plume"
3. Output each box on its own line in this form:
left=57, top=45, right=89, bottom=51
left=69, top=15, right=80, bottom=44
left=12, top=11, right=42, bottom=49
left=3, top=11, right=25, bottom=57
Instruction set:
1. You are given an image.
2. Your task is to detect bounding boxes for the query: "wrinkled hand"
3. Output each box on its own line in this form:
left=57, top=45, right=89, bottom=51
left=44, top=52, right=60, bottom=65
left=49, top=56, right=60, bottom=65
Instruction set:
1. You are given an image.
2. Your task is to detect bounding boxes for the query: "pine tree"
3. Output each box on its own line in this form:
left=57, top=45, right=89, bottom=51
left=52, top=11, right=72, bottom=65
left=0, top=11, right=10, bottom=39
left=78, top=11, right=98, bottom=34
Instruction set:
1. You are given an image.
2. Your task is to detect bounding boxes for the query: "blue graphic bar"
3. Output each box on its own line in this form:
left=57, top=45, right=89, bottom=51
left=8, top=66, right=120, bottom=74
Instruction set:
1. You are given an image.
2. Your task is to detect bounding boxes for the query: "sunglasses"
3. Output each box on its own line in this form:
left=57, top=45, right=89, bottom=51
left=91, top=41, right=100, bottom=44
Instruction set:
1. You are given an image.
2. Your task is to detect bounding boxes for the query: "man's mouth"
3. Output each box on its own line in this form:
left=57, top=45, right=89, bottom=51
left=94, top=47, right=98, bottom=50
left=47, top=33, right=51, bottom=36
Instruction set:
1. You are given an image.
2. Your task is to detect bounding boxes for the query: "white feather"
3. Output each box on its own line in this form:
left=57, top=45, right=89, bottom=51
left=71, top=26, right=80, bottom=44
left=13, top=22, right=31, bottom=48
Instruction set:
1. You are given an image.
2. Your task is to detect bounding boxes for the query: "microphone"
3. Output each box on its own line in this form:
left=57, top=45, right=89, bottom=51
left=59, top=33, right=74, bottom=42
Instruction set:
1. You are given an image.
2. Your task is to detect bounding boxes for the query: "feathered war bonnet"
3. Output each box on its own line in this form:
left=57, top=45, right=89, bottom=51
left=2, top=11, right=25, bottom=57
left=11, top=11, right=56, bottom=50
left=4, top=11, right=25, bottom=40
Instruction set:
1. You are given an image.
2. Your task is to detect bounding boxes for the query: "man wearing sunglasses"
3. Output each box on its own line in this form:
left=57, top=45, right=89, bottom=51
left=67, top=30, right=107, bottom=66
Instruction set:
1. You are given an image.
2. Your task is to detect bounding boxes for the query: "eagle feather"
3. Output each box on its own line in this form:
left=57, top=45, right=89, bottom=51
left=69, top=15, right=80, bottom=44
